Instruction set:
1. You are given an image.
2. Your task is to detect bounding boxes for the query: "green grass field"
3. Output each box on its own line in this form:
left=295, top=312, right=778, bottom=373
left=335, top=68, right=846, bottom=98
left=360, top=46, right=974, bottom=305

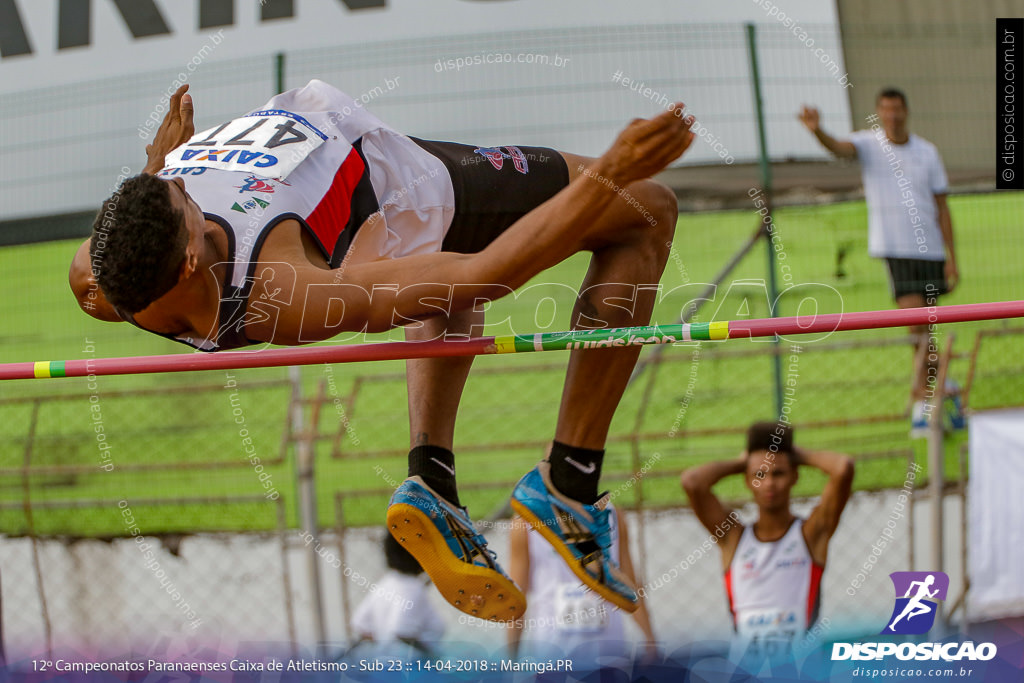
left=1, top=192, right=1023, bottom=536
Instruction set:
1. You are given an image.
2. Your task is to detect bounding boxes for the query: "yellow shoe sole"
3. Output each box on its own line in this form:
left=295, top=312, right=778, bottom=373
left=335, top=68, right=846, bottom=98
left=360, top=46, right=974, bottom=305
left=510, top=498, right=638, bottom=613
left=387, top=502, right=525, bottom=623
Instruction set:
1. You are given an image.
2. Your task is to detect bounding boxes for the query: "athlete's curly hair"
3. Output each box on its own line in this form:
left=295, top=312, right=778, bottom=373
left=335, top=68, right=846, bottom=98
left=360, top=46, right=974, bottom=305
left=746, top=421, right=797, bottom=468
left=90, top=174, right=187, bottom=314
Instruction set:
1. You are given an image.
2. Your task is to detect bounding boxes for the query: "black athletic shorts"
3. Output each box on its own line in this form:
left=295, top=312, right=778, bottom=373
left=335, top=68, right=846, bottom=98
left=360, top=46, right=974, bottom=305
left=885, top=257, right=948, bottom=302
left=410, top=138, right=570, bottom=254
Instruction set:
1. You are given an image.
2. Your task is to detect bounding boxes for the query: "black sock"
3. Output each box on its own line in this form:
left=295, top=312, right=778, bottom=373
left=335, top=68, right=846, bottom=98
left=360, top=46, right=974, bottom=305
left=408, top=445, right=460, bottom=506
left=548, top=440, right=605, bottom=505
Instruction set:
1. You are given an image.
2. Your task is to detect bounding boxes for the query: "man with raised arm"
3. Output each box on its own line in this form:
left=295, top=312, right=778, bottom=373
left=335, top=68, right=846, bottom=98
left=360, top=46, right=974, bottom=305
left=799, top=89, right=960, bottom=436
left=680, top=421, right=854, bottom=663
left=70, top=81, right=695, bottom=622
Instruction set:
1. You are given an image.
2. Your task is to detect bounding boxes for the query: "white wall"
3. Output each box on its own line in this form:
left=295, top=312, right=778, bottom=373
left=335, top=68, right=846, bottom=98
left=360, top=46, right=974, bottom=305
left=1, top=0, right=839, bottom=90
left=0, top=0, right=850, bottom=221
left=1, top=489, right=967, bottom=667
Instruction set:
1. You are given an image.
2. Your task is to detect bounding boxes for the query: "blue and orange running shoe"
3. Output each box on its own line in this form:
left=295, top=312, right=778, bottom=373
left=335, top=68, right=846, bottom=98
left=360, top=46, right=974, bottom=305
left=387, top=476, right=525, bottom=622
left=510, top=461, right=638, bottom=612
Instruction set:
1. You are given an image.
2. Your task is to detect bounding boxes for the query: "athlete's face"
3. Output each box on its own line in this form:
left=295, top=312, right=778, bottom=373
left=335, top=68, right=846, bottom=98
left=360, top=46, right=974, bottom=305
left=745, top=449, right=798, bottom=512
left=165, top=177, right=207, bottom=277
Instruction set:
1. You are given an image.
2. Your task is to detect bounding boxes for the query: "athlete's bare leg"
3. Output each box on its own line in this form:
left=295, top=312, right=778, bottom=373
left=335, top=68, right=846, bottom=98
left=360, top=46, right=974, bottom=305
left=403, top=154, right=675, bottom=469
left=405, top=307, right=483, bottom=451
left=388, top=111, right=692, bottom=620
left=553, top=152, right=677, bottom=449
left=399, top=153, right=674, bottom=511
left=504, top=152, right=677, bottom=612
left=398, top=153, right=674, bottom=511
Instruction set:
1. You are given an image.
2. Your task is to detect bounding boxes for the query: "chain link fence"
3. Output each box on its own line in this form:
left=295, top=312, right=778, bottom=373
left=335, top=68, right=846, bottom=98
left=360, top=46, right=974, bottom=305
left=1, top=14, right=1022, bottom=669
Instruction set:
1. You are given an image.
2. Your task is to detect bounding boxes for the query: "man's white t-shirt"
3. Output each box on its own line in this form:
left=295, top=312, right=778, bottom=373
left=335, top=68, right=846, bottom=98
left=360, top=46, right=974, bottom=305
left=350, top=571, right=445, bottom=654
left=848, top=131, right=949, bottom=261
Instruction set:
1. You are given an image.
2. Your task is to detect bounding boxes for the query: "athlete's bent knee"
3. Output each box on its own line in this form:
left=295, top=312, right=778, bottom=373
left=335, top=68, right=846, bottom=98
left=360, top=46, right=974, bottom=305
left=642, top=182, right=677, bottom=259
left=645, top=181, right=678, bottom=232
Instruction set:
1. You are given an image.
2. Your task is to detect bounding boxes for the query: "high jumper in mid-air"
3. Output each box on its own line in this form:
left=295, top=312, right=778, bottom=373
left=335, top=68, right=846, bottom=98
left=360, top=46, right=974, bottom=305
left=70, top=80, right=695, bottom=621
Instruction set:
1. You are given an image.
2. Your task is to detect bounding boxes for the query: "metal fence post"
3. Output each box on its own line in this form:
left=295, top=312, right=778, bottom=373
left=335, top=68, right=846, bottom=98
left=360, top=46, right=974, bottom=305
left=927, top=334, right=955, bottom=624
left=745, top=22, right=784, bottom=417
left=290, top=367, right=327, bottom=653
left=275, top=52, right=285, bottom=95
left=22, top=399, right=53, bottom=659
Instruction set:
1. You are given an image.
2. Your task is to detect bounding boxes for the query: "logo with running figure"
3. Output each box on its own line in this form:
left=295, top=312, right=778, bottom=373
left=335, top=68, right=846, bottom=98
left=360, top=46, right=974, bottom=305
left=882, top=571, right=949, bottom=635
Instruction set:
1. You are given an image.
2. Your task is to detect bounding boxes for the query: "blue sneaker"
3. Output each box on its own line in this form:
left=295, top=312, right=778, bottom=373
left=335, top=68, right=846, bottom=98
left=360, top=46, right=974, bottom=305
left=944, top=380, right=966, bottom=431
left=910, top=400, right=929, bottom=439
left=510, top=461, right=638, bottom=612
left=387, top=476, right=525, bottom=622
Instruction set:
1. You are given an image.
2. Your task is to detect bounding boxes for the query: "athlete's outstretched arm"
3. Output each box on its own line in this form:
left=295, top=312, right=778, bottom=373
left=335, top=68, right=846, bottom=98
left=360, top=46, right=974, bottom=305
left=279, top=105, right=696, bottom=342
left=680, top=454, right=746, bottom=536
left=800, top=447, right=854, bottom=556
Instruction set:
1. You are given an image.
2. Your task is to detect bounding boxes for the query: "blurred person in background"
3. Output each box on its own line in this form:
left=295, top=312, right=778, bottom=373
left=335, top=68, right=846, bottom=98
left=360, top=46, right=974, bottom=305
left=798, top=88, right=961, bottom=437
left=349, top=532, right=445, bottom=659
left=506, top=506, right=656, bottom=663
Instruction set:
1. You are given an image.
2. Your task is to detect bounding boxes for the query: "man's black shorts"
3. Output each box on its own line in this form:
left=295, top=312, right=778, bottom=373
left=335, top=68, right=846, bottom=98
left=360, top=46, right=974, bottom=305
left=885, top=257, right=948, bottom=301
left=411, top=138, right=570, bottom=254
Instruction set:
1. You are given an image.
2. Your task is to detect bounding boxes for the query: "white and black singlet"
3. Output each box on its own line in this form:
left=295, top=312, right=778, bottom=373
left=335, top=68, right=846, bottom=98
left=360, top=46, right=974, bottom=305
left=137, top=80, right=568, bottom=350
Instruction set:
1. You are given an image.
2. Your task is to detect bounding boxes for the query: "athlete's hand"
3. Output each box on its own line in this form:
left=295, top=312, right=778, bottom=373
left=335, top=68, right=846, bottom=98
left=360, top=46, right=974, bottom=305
left=143, top=84, right=195, bottom=175
left=797, top=105, right=820, bottom=132
left=597, top=103, right=696, bottom=186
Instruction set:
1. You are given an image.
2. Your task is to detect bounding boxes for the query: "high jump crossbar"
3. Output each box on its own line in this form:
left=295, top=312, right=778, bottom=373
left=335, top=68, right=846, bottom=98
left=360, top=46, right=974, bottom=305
left=2, top=301, right=1022, bottom=381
